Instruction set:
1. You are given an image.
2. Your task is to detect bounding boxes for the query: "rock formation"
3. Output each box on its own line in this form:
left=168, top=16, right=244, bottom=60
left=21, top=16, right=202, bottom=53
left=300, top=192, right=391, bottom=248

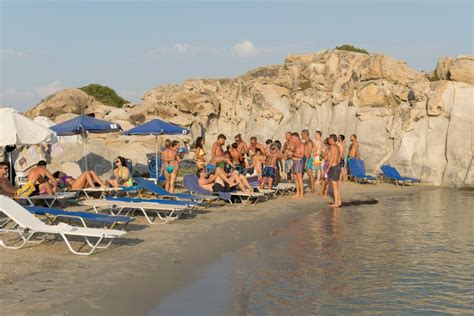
left=24, top=50, right=474, bottom=187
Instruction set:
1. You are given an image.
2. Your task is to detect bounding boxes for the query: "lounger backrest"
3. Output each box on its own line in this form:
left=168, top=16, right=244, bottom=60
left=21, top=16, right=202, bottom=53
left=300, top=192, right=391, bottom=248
left=348, top=159, right=364, bottom=177
left=0, top=196, right=48, bottom=231
left=183, top=174, right=212, bottom=195
left=381, top=165, right=399, bottom=179
left=135, top=177, right=167, bottom=195
left=390, top=166, right=403, bottom=178
left=358, top=159, right=368, bottom=176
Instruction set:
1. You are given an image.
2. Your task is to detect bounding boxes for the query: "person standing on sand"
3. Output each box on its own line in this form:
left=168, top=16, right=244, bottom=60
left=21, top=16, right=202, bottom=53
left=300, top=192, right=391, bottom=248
left=337, top=134, right=347, bottom=182
left=260, top=144, right=284, bottom=190
left=283, top=131, right=294, bottom=181
left=161, top=140, right=180, bottom=193
left=313, top=131, right=323, bottom=185
left=234, top=134, right=248, bottom=155
left=302, top=129, right=315, bottom=193
left=348, top=134, right=360, bottom=159
left=194, top=137, right=207, bottom=169
left=320, top=138, right=330, bottom=197
left=248, top=136, right=266, bottom=157
left=291, top=132, right=305, bottom=199
left=229, top=143, right=244, bottom=173
left=212, top=134, right=226, bottom=159
left=326, top=134, right=342, bottom=208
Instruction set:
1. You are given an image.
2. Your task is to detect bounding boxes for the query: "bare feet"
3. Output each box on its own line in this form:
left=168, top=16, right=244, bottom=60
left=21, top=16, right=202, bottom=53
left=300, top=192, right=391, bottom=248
left=328, top=203, right=341, bottom=208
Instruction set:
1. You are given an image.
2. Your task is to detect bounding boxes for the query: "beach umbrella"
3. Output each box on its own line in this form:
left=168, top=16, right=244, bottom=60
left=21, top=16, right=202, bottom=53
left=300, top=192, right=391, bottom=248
left=0, top=107, right=55, bottom=183
left=125, top=119, right=190, bottom=180
left=50, top=115, right=122, bottom=170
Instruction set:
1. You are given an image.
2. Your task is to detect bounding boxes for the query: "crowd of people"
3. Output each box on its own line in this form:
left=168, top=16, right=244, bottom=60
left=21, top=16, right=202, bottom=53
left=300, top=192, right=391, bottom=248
left=193, top=131, right=360, bottom=208
left=0, top=130, right=361, bottom=208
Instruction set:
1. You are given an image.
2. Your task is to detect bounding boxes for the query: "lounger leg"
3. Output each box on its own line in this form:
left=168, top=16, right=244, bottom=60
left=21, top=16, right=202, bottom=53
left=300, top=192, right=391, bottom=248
left=139, top=208, right=156, bottom=224
left=0, top=230, right=36, bottom=250
left=61, top=233, right=108, bottom=256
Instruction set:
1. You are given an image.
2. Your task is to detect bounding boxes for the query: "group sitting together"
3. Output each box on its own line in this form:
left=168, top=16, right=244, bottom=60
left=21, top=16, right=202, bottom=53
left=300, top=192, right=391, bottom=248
left=0, top=156, right=134, bottom=198
left=192, top=131, right=360, bottom=207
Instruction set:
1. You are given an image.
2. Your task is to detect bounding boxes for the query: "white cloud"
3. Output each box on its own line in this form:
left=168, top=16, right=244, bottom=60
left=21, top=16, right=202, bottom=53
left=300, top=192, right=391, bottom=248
left=0, top=88, right=37, bottom=110
left=175, top=43, right=191, bottom=54
left=0, top=48, right=27, bottom=57
left=232, top=40, right=258, bottom=57
left=34, top=80, right=63, bottom=98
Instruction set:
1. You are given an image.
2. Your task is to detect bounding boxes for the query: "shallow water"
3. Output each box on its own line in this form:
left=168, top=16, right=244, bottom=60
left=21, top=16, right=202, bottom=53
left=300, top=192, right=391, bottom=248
left=152, top=188, right=474, bottom=315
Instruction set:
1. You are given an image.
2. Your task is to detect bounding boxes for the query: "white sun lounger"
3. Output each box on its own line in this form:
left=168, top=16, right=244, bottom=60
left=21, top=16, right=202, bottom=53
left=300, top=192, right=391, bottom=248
left=0, top=196, right=126, bottom=256
left=79, top=199, right=189, bottom=224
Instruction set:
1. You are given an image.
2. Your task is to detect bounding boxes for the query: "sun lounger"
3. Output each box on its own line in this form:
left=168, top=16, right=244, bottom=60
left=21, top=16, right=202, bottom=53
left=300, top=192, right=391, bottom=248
left=381, top=165, right=421, bottom=187
left=26, top=206, right=134, bottom=229
left=134, top=177, right=218, bottom=203
left=79, top=198, right=188, bottom=224
left=348, top=159, right=378, bottom=184
left=0, top=196, right=126, bottom=256
left=183, top=174, right=266, bottom=205
left=71, top=187, right=124, bottom=199
left=106, top=196, right=203, bottom=209
left=16, top=191, right=78, bottom=208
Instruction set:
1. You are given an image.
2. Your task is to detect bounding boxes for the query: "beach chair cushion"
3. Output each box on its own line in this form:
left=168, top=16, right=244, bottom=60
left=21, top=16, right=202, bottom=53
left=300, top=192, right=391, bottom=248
left=106, top=196, right=201, bottom=207
left=183, top=174, right=232, bottom=201
left=135, top=177, right=211, bottom=201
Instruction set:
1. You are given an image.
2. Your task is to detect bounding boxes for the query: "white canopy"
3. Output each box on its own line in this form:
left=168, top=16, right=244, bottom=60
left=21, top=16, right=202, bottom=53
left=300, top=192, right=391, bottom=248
left=0, top=107, right=53, bottom=146
left=34, top=116, right=77, bottom=143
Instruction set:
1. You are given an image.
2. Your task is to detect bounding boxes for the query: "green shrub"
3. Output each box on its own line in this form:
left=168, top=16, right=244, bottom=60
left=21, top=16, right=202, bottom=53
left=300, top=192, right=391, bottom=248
left=79, top=83, right=129, bottom=108
left=428, top=73, right=440, bottom=82
left=335, top=44, right=369, bottom=55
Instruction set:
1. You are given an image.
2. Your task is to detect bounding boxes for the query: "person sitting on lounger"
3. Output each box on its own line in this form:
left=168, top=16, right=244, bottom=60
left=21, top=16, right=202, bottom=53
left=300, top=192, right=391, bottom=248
left=196, top=167, right=253, bottom=193
left=53, top=170, right=107, bottom=190
left=27, top=160, right=57, bottom=196
left=108, top=156, right=133, bottom=188
left=0, top=161, right=51, bottom=197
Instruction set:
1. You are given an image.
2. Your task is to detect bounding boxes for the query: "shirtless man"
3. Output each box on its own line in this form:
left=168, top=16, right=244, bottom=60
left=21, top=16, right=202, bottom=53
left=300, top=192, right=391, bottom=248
left=197, top=167, right=252, bottom=193
left=27, top=160, right=57, bottom=195
left=212, top=134, right=226, bottom=159
left=337, top=134, right=347, bottom=182
left=348, top=134, right=360, bottom=159
left=229, top=143, right=244, bottom=173
left=301, top=129, right=315, bottom=193
left=325, top=134, right=342, bottom=207
left=260, top=144, right=283, bottom=190
left=291, top=132, right=305, bottom=199
left=248, top=136, right=266, bottom=157
left=0, top=162, right=18, bottom=196
left=234, top=134, right=248, bottom=155
left=282, top=132, right=294, bottom=181
left=313, top=131, right=324, bottom=184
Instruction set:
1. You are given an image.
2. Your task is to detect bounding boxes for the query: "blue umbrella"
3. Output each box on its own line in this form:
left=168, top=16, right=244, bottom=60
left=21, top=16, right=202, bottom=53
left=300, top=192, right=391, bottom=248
left=51, top=115, right=122, bottom=170
left=126, top=119, right=190, bottom=181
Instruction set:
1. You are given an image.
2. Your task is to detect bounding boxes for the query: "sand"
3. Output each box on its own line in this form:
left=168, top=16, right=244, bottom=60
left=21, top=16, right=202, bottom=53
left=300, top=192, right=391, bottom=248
left=0, top=182, right=434, bottom=315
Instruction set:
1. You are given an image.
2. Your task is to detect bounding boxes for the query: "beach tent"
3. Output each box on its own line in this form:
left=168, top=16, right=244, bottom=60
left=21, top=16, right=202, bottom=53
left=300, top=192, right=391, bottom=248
left=125, top=119, right=190, bottom=180
left=0, top=107, right=55, bottom=183
left=50, top=115, right=122, bottom=171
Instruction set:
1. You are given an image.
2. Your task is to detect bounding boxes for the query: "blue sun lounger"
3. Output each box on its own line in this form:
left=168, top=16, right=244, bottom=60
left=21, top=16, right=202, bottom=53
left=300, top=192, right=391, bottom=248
left=134, top=177, right=218, bottom=203
left=381, top=165, right=421, bottom=187
left=105, top=196, right=203, bottom=208
left=26, top=206, right=134, bottom=229
left=348, top=159, right=378, bottom=184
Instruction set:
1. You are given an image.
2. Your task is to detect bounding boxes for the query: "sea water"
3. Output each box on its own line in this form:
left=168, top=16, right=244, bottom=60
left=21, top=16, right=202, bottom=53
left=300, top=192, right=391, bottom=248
left=152, top=188, right=474, bottom=315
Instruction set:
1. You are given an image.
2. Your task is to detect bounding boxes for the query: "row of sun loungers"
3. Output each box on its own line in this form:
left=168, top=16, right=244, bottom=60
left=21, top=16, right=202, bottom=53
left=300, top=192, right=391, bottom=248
left=348, top=159, right=420, bottom=186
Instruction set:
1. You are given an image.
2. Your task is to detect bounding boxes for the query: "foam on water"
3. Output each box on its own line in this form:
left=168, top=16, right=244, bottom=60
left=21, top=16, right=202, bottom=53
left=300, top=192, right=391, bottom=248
left=152, top=188, right=474, bottom=315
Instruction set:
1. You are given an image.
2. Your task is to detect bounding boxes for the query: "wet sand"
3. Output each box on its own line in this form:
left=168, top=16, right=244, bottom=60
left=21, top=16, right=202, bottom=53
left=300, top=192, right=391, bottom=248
left=0, top=183, right=434, bottom=315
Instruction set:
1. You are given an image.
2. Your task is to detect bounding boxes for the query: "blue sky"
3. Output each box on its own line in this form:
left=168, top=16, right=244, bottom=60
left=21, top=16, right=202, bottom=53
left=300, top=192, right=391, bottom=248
left=1, top=0, right=472, bottom=111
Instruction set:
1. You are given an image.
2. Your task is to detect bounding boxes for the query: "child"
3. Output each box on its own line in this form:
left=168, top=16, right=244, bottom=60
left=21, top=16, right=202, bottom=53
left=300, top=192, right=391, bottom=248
left=251, top=149, right=266, bottom=180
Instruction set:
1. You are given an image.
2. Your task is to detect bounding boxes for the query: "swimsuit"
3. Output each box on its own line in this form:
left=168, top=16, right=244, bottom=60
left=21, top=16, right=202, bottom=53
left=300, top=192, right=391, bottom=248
left=165, top=165, right=176, bottom=174
left=284, top=159, right=293, bottom=174
left=118, top=167, right=134, bottom=187
left=328, top=165, right=342, bottom=182
left=263, top=166, right=276, bottom=180
left=291, top=159, right=304, bottom=174
left=16, top=181, right=35, bottom=197
left=206, top=164, right=216, bottom=174
left=313, top=156, right=323, bottom=171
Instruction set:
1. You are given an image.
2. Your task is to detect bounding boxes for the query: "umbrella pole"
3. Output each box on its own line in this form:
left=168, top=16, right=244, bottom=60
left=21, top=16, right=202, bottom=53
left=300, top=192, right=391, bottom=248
left=155, top=135, right=158, bottom=182
left=83, top=132, right=88, bottom=171
left=8, top=152, right=13, bottom=184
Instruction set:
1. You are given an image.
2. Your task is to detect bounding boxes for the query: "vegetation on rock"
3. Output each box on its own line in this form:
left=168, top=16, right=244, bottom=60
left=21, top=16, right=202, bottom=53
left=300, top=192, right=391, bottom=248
left=79, top=83, right=129, bottom=108
left=335, top=44, right=369, bottom=55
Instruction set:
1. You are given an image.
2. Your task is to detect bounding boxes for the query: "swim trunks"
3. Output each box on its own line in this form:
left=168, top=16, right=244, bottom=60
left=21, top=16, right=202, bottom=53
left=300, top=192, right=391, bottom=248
left=302, top=156, right=307, bottom=172
left=263, top=166, right=276, bottom=180
left=216, top=162, right=226, bottom=169
left=328, top=165, right=341, bottom=182
left=16, top=181, right=36, bottom=197
left=284, top=159, right=293, bottom=174
left=291, top=159, right=304, bottom=174
left=306, top=157, right=314, bottom=171
left=235, top=164, right=244, bottom=174
left=206, top=164, right=216, bottom=174
left=340, top=158, right=345, bottom=168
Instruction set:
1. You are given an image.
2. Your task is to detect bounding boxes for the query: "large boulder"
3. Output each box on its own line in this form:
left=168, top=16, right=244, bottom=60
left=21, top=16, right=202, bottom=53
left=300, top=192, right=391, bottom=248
left=436, top=55, right=474, bottom=85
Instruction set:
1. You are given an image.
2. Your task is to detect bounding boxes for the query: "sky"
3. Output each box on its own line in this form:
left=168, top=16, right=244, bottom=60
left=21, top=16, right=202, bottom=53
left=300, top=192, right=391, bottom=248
left=1, top=0, right=472, bottom=111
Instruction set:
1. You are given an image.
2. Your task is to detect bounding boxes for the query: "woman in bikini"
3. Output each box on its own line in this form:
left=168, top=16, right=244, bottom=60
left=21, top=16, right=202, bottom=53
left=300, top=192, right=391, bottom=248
left=161, top=140, right=180, bottom=193
left=108, top=156, right=133, bottom=188
left=54, top=170, right=107, bottom=190
left=194, top=137, right=207, bottom=169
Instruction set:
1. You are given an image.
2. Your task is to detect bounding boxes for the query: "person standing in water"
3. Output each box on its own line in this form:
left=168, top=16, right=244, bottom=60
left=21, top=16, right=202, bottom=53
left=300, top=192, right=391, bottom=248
left=291, top=132, right=305, bottom=199
left=326, top=134, right=342, bottom=208
left=337, top=134, right=347, bottom=182
left=302, top=129, right=315, bottom=193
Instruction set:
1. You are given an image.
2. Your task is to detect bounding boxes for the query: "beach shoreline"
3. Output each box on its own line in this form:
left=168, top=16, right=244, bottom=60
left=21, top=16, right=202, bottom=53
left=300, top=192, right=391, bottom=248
left=0, top=183, right=436, bottom=315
